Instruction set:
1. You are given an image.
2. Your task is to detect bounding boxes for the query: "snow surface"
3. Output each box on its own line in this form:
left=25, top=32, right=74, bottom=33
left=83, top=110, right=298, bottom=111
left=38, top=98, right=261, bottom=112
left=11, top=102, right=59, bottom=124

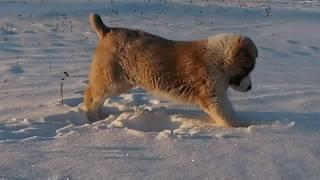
left=0, top=0, right=320, bottom=179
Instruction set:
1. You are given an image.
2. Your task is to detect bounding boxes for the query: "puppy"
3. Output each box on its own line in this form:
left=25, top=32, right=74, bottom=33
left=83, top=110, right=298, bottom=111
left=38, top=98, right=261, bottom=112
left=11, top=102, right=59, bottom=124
left=83, top=14, right=258, bottom=127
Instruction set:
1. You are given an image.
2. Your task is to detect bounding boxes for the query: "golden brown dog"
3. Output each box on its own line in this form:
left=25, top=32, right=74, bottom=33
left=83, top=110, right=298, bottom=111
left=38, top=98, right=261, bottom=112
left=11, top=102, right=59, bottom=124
left=83, top=13, right=258, bottom=127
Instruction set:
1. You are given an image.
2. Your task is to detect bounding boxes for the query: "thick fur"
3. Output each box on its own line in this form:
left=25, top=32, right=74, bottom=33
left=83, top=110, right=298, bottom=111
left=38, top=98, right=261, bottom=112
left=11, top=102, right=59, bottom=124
left=83, top=13, right=258, bottom=127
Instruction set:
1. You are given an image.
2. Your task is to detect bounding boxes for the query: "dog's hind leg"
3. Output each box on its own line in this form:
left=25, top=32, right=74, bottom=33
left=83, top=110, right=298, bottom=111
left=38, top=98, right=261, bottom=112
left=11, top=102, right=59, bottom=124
left=83, top=53, right=133, bottom=123
left=84, top=82, right=132, bottom=123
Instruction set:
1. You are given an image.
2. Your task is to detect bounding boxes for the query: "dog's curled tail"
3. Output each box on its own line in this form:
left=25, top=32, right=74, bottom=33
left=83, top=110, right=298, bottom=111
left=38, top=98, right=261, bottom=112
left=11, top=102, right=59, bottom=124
left=90, top=13, right=110, bottom=39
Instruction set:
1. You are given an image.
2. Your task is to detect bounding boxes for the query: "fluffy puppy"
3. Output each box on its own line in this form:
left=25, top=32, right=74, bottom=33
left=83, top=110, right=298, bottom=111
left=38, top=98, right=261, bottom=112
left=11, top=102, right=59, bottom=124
left=83, top=14, right=258, bottom=127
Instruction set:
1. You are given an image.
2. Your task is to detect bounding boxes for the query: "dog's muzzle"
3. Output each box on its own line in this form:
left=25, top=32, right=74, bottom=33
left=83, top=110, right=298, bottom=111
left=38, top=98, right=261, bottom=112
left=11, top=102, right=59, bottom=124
left=231, top=76, right=252, bottom=92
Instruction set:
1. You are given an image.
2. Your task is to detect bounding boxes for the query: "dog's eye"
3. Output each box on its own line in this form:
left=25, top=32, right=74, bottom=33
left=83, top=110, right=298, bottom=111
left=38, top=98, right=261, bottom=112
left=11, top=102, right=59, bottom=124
left=242, top=64, right=254, bottom=77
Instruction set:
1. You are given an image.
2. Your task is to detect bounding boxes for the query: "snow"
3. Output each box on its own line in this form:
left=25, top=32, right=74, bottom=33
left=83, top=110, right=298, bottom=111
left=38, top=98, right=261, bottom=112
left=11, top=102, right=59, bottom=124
left=0, top=0, right=320, bottom=179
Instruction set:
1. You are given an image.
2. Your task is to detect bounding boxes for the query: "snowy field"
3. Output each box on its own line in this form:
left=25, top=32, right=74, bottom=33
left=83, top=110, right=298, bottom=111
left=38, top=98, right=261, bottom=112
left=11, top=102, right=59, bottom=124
left=0, top=0, right=320, bottom=179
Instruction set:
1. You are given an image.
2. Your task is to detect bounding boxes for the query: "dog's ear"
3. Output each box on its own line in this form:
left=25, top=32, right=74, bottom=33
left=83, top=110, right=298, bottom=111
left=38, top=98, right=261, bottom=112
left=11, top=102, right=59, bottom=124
left=229, top=36, right=257, bottom=65
left=90, top=13, right=110, bottom=39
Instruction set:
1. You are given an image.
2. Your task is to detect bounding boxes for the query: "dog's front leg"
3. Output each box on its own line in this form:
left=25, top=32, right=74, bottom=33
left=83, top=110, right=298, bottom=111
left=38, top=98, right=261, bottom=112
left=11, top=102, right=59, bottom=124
left=199, top=93, right=247, bottom=127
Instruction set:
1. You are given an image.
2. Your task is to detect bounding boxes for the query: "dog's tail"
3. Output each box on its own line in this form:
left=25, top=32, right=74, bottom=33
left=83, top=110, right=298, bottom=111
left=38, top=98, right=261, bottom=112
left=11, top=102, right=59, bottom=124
left=90, top=13, right=110, bottom=39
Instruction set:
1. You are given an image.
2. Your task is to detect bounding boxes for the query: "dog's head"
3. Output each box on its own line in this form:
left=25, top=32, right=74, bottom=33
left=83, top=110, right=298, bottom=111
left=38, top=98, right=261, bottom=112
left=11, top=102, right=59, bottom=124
left=214, top=34, right=258, bottom=92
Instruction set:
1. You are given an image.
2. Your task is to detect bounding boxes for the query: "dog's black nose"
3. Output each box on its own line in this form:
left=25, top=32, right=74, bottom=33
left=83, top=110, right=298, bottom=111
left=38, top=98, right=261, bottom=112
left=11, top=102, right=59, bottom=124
left=247, top=85, right=252, bottom=91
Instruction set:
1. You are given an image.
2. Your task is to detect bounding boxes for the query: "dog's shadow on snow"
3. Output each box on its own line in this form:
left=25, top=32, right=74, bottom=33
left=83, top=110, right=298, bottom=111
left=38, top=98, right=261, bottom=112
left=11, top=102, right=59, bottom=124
left=1, top=97, right=319, bottom=141
left=56, top=97, right=320, bottom=132
left=0, top=105, right=88, bottom=141
left=65, top=90, right=320, bottom=134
